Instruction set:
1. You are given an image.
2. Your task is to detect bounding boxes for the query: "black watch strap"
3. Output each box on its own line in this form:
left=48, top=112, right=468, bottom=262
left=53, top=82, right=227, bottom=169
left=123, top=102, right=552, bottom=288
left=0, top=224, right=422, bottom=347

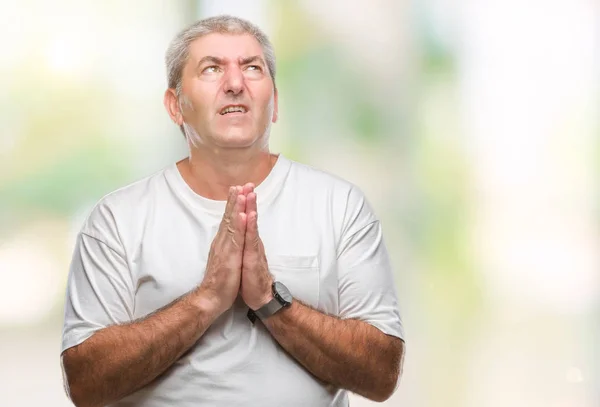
left=247, top=281, right=292, bottom=324
left=247, top=308, right=258, bottom=324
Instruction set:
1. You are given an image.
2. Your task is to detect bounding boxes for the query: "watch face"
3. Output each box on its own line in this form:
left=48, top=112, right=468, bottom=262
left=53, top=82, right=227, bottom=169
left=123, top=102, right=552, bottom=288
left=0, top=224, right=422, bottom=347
left=274, top=281, right=293, bottom=304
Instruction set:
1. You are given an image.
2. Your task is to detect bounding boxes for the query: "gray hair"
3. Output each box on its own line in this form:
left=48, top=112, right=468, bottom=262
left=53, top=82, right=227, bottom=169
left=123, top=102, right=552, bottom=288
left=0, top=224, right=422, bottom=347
left=165, top=15, right=277, bottom=99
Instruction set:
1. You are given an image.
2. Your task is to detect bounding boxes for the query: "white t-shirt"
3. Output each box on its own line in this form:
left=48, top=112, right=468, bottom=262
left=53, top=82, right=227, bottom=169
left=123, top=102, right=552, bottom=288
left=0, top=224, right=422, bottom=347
left=61, top=154, right=404, bottom=407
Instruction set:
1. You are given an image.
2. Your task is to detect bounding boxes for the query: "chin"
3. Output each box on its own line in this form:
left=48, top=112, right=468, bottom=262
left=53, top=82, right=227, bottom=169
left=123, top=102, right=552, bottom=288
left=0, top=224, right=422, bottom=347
left=216, top=130, right=259, bottom=148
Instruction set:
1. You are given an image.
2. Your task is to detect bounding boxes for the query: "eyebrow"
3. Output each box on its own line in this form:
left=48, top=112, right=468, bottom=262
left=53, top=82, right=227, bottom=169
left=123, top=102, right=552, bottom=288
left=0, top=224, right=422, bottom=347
left=196, top=55, right=266, bottom=70
left=196, top=56, right=225, bottom=69
left=239, top=55, right=265, bottom=66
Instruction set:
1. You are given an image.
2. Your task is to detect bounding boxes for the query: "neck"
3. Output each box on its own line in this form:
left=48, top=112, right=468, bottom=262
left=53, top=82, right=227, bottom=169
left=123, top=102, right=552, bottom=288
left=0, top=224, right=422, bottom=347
left=177, top=145, right=276, bottom=201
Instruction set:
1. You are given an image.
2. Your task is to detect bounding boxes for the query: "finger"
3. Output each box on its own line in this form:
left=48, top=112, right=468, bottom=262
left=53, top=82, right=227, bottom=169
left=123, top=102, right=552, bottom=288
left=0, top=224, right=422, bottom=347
left=222, top=186, right=237, bottom=222
left=227, top=195, right=247, bottom=248
left=225, top=212, right=246, bottom=251
left=223, top=192, right=244, bottom=234
left=234, top=190, right=246, bottom=216
left=236, top=212, right=247, bottom=236
left=226, top=186, right=244, bottom=223
left=242, top=183, right=255, bottom=196
left=245, top=192, right=257, bottom=215
left=244, top=210, right=259, bottom=250
left=242, top=210, right=258, bottom=268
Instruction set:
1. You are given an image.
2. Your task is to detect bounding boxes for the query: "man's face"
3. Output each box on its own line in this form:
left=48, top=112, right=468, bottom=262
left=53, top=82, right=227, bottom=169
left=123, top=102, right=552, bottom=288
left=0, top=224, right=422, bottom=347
left=179, top=33, right=278, bottom=149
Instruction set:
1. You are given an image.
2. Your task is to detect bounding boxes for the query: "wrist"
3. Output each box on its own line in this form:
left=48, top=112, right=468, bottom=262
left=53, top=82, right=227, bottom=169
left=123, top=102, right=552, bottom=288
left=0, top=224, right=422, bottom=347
left=190, top=287, right=224, bottom=322
left=251, top=290, right=274, bottom=311
left=248, top=281, right=294, bottom=323
left=262, top=300, right=298, bottom=331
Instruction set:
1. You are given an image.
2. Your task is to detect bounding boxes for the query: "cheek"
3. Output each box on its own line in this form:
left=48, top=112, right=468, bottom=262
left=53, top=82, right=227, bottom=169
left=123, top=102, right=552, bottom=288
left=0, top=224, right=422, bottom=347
left=253, top=105, right=271, bottom=126
left=257, top=92, right=275, bottom=117
left=189, top=101, right=214, bottom=125
left=188, top=82, right=216, bottom=113
left=265, top=98, right=275, bottom=121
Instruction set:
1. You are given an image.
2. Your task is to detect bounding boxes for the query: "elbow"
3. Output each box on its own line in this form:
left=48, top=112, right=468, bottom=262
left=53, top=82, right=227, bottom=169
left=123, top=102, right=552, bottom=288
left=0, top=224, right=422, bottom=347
left=62, top=352, right=100, bottom=407
left=67, top=386, right=89, bottom=407
left=356, top=368, right=400, bottom=402
left=64, top=371, right=93, bottom=407
left=65, top=373, right=102, bottom=407
left=371, top=371, right=400, bottom=402
left=368, top=339, right=405, bottom=402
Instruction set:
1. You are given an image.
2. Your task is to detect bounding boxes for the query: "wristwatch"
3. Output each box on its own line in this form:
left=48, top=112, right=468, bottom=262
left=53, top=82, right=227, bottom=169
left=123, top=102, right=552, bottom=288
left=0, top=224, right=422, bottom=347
left=247, top=281, right=292, bottom=324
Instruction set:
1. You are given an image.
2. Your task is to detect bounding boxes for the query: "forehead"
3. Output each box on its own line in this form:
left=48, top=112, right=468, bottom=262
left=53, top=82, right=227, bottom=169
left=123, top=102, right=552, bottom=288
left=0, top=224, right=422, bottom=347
left=187, top=33, right=265, bottom=62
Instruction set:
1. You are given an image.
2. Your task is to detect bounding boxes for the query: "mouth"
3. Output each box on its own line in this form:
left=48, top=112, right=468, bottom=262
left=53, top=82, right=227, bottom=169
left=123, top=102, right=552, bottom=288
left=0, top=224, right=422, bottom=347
left=219, top=105, right=249, bottom=115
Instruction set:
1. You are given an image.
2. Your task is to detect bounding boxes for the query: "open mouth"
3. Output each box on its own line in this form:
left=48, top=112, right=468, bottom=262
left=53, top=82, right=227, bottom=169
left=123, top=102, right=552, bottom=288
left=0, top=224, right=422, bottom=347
left=220, top=105, right=248, bottom=115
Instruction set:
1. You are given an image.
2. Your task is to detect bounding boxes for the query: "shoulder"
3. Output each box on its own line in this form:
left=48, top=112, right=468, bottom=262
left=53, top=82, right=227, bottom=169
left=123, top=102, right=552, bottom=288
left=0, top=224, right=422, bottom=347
left=286, top=157, right=369, bottom=202
left=284, top=157, right=376, bottom=226
left=285, top=157, right=358, bottom=196
left=79, top=166, right=171, bottom=247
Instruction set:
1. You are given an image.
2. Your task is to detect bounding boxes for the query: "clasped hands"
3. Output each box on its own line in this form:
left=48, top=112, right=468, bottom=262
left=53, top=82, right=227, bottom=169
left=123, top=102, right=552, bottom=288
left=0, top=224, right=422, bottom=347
left=199, top=183, right=274, bottom=315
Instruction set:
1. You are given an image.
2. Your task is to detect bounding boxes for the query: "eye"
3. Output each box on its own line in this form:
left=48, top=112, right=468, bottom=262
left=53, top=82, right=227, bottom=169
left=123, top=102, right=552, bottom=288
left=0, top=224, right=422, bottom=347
left=246, top=65, right=262, bottom=71
left=202, top=65, right=220, bottom=74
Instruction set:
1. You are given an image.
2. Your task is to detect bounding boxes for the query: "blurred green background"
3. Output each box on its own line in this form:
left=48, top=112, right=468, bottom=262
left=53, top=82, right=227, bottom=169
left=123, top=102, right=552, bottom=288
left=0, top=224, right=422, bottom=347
left=0, top=1, right=597, bottom=406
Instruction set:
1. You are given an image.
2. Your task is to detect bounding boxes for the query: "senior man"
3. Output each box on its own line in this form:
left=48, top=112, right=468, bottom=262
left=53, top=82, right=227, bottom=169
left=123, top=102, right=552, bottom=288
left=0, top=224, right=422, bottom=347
left=61, top=15, right=405, bottom=407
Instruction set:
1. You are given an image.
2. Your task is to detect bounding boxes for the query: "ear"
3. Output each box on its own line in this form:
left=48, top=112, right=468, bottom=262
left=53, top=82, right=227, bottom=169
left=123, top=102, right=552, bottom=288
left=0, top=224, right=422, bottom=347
left=164, top=88, right=183, bottom=126
left=271, top=88, right=279, bottom=123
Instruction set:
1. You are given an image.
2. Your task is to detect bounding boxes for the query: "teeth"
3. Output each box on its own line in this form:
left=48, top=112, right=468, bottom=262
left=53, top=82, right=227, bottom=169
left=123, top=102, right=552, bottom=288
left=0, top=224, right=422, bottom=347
left=221, top=106, right=246, bottom=114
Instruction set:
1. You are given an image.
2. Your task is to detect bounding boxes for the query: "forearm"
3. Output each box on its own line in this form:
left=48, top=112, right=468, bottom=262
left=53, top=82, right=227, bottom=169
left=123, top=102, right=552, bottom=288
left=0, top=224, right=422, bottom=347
left=262, top=301, right=404, bottom=402
left=62, top=287, right=220, bottom=407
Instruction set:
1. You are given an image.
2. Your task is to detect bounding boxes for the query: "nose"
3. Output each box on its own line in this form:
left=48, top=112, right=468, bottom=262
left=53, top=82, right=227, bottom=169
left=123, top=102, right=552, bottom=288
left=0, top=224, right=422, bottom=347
left=223, top=65, right=244, bottom=96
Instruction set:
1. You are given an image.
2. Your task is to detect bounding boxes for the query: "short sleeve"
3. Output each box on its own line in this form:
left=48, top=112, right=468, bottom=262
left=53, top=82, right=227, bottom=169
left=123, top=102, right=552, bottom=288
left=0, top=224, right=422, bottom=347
left=337, top=187, right=405, bottom=340
left=61, top=230, right=135, bottom=353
